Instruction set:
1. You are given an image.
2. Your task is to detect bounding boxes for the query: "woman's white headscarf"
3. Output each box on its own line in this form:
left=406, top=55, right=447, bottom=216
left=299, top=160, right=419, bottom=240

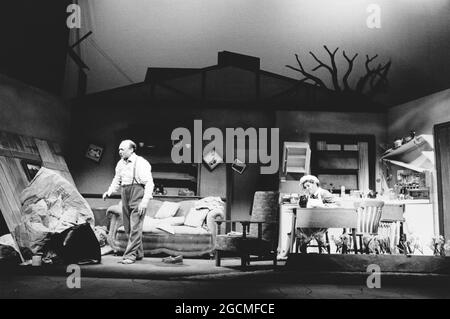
left=299, top=175, right=320, bottom=189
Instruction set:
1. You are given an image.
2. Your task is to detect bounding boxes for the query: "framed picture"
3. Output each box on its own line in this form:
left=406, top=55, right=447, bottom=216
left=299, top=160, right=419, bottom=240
left=203, top=149, right=223, bottom=171
left=232, top=158, right=246, bottom=174
left=21, top=160, right=42, bottom=182
left=85, top=144, right=104, bottom=162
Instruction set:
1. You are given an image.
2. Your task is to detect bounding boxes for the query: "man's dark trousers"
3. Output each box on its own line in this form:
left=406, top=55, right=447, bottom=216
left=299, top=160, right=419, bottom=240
left=121, top=184, right=145, bottom=260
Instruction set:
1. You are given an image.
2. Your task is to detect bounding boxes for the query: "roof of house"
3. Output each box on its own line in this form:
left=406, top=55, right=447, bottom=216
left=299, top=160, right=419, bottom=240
left=72, top=51, right=385, bottom=113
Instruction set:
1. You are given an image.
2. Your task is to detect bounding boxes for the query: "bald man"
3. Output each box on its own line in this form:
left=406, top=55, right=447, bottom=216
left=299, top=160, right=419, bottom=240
left=103, top=140, right=154, bottom=264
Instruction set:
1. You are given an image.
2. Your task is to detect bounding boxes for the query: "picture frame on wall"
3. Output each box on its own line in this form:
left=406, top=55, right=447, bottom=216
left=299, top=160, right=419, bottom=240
left=203, top=149, right=223, bottom=171
left=232, top=158, right=246, bottom=174
left=21, top=160, right=42, bottom=182
left=85, top=144, right=104, bottom=162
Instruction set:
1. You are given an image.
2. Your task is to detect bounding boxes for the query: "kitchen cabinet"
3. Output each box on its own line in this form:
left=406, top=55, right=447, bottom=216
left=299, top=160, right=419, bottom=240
left=281, top=142, right=310, bottom=176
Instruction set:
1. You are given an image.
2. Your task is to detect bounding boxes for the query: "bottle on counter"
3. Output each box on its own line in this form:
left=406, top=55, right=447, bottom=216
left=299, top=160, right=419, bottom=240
left=299, top=195, right=308, bottom=208
left=340, top=185, right=346, bottom=197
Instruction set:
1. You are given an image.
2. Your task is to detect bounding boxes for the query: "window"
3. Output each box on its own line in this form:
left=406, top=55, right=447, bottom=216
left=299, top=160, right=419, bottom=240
left=310, top=134, right=375, bottom=194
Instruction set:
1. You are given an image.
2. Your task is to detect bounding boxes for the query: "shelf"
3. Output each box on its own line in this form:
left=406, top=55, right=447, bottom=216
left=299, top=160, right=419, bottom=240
left=315, top=169, right=359, bottom=175
left=381, top=135, right=434, bottom=159
left=287, top=155, right=307, bottom=159
left=152, top=172, right=197, bottom=182
left=286, top=168, right=306, bottom=174
left=316, top=150, right=358, bottom=154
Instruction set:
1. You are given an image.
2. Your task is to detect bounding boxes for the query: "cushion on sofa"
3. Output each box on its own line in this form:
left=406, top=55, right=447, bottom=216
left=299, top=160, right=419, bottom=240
left=145, top=199, right=197, bottom=218
left=155, top=201, right=180, bottom=219
left=143, top=216, right=185, bottom=232
left=156, top=224, right=175, bottom=234
left=184, top=207, right=209, bottom=227
left=175, top=200, right=199, bottom=217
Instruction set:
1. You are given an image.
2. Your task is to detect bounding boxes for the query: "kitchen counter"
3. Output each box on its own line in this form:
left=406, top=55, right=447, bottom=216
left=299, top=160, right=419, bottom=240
left=337, top=198, right=430, bottom=207
left=278, top=197, right=435, bottom=256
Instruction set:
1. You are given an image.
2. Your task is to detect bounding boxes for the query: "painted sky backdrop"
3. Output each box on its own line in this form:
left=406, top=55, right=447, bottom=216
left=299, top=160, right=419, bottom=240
left=65, top=0, right=450, bottom=106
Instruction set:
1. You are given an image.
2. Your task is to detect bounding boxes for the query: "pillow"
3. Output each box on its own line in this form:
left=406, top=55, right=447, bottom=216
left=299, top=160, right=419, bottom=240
left=184, top=208, right=209, bottom=228
left=143, top=216, right=185, bottom=232
left=154, top=201, right=180, bottom=219
left=143, top=217, right=160, bottom=231
left=156, top=224, right=175, bottom=235
left=160, top=216, right=185, bottom=226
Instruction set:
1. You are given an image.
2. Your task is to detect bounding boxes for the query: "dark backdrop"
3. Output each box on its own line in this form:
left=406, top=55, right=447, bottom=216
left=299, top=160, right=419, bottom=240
left=0, top=0, right=71, bottom=95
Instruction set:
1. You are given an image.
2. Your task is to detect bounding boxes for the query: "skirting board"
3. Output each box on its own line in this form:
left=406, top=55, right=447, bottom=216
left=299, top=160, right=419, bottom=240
left=286, top=253, right=450, bottom=274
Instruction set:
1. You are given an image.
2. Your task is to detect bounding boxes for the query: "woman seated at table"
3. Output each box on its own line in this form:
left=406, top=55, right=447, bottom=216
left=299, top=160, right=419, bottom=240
left=296, top=175, right=337, bottom=253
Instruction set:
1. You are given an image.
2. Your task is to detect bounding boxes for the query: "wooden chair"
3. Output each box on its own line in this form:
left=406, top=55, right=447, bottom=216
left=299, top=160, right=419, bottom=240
left=214, top=191, right=279, bottom=268
left=378, top=204, right=405, bottom=254
left=352, top=200, right=384, bottom=254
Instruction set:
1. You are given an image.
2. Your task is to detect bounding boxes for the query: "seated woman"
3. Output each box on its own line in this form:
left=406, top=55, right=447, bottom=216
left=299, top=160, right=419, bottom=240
left=296, top=175, right=337, bottom=253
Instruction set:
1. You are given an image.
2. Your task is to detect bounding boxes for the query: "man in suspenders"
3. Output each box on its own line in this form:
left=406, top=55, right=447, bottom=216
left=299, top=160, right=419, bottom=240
left=103, top=140, right=154, bottom=264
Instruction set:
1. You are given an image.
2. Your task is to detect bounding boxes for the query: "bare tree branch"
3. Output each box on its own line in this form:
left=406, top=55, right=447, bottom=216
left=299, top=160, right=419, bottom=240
left=287, top=48, right=391, bottom=99
left=342, top=51, right=358, bottom=92
left=286, top=53, right=327, bottom=88
left=323, top=45, right=341, bottom=92
left=368, top=60, right=391, bottom=97
left=309, top=52, right=333, bottom=73
left=356, top=54, right=380, bottom=93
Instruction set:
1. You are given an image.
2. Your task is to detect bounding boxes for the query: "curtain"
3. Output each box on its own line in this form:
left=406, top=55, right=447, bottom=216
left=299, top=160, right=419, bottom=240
left=358, top=142, right=370, bottom=194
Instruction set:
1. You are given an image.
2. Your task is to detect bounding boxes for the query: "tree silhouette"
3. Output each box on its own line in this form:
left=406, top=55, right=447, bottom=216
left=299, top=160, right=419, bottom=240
left=287, top=45, right=391, bottom=98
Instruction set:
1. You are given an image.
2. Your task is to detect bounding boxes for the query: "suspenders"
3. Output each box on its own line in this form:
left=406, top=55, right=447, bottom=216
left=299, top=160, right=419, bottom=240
left=131, top=156, right=139, bottom=186
left=122, top=155, right=143, bottom=187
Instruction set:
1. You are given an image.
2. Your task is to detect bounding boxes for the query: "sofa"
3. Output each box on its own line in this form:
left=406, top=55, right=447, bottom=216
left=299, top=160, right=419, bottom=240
left=106, top=197, right=225, bottom=257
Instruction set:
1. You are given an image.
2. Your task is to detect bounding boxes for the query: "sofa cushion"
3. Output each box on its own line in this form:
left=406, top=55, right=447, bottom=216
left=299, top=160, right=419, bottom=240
left=145, top=199, right=197, bottom=218
left=154, top=201, right=180, bottom=219
left=143, top=216, right=185, bottom=232
left=176, top=200, right=199, bottom=217
left=184, top=207, right=209, bottom=227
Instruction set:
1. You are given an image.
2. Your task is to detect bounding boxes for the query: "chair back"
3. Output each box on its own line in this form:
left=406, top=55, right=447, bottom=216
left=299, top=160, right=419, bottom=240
left=249, top=191, right=279, bottom=241
left=355, top=200, right=384, bottom=235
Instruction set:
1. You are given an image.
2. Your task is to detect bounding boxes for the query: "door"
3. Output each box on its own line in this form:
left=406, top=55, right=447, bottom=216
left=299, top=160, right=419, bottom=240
left=434, top=122, right=450, bottom=237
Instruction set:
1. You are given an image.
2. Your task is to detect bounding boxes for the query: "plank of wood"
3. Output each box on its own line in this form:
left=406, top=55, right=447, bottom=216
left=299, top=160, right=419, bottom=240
left=0, top=149, right=41, bottom=161
left=0, top=158, right=22, bottom=209
left=0, top=156, right=22, bottom=232
left=35, top=139, right=55, bottom=163
left=6, top=157, right=27, bottom=199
